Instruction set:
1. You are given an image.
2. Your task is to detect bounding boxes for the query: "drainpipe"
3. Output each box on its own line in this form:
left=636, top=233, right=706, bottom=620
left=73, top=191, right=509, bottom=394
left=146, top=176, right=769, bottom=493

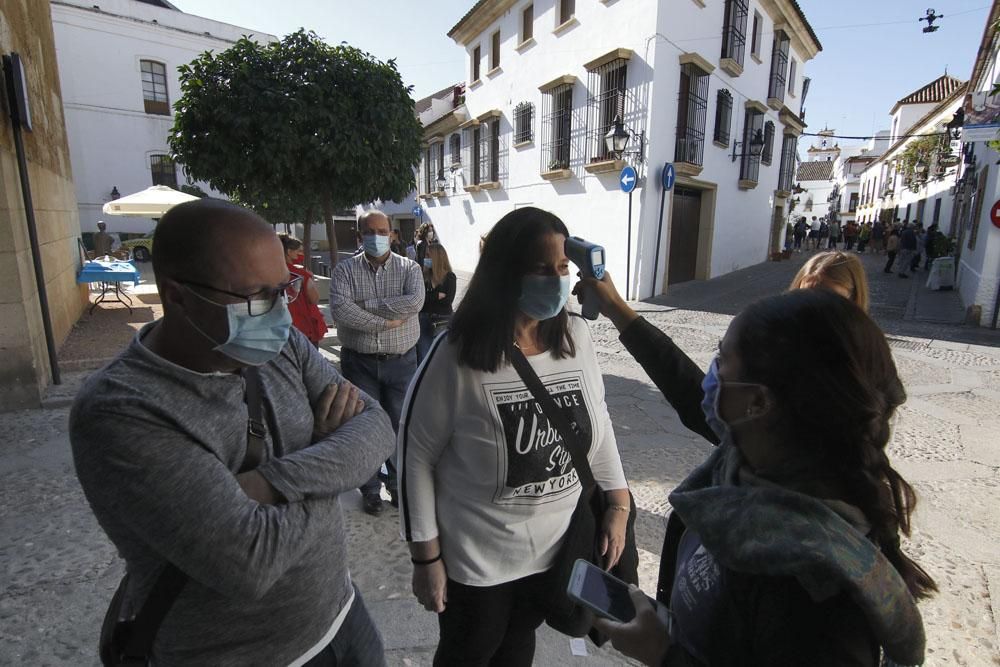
left=4, top=53, right=61, bottom=385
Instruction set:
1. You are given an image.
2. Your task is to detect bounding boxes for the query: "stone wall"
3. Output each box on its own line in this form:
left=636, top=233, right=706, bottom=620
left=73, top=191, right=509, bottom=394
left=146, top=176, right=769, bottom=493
left=0, top=0, right=87, bottom=410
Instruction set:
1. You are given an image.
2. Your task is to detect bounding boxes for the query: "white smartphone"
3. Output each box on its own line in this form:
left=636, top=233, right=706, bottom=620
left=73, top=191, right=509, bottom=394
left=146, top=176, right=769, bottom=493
left=566, top=559, right=672, bottom=630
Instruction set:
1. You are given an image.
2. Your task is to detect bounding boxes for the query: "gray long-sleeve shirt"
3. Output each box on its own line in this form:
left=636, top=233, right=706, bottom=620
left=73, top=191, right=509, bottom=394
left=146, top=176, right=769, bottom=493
left=70, top=324, right=394, bottom=665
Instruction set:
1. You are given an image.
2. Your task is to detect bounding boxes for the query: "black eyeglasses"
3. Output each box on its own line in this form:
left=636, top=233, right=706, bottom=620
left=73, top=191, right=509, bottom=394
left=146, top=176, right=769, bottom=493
left=180, top=275, right=302, bottom=316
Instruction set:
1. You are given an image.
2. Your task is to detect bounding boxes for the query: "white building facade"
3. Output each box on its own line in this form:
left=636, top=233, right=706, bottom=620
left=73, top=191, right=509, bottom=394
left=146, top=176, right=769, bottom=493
left=50, top=0, right=275, bottom=236
left=412, top=0, right=820, bottom=297
left=954, top=0, right=1000, bottom=326
left=855, top=75, right=965, bottom=232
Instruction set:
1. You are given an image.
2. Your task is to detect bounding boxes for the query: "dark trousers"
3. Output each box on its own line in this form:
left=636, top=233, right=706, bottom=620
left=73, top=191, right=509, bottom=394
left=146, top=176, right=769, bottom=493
left=884, top=251, right=897, bottom=272
left=910, top=252, right=922, bottom=271
left=304, top=587, right=386, bottom=667
left=828, top=237, right=839, bottom=249
left=845, top=237, right=856, bottom=250
left=340, top=347, right=417, bottom=497
left=793, top=235, right=804, bottom=249
left=434, top=573, right=548, bottom=667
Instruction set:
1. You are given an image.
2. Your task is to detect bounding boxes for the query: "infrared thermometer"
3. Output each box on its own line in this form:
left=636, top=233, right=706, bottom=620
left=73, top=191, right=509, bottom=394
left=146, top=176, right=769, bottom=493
left=565, top=236, right=606, bottom=321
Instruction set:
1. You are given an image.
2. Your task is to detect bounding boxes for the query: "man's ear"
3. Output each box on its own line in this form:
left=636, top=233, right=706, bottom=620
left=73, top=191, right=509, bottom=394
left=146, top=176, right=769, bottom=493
left=158, top=277, right=187, bottom=310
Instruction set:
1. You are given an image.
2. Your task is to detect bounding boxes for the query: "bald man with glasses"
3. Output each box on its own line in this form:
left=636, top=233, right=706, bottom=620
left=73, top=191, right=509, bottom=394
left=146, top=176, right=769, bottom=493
left=71, top=200, right=394, bottom=666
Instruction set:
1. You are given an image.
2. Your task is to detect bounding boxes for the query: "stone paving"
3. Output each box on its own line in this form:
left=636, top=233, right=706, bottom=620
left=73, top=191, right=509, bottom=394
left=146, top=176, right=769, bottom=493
left=2, top=251, right=1000, bottom=665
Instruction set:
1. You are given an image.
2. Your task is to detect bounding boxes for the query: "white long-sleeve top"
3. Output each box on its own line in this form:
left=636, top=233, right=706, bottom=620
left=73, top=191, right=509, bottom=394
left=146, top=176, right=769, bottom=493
left=398, top=315, right=628, bottom=586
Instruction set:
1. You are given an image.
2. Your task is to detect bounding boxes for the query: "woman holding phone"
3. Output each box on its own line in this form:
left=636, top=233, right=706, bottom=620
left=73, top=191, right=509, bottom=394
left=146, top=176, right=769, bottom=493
left=575, top=282, right=933, bottom=665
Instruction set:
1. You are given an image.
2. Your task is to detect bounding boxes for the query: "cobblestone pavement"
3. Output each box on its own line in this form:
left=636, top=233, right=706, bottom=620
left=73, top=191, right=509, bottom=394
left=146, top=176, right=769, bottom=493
left=3, top=252, right=1000, bottom=665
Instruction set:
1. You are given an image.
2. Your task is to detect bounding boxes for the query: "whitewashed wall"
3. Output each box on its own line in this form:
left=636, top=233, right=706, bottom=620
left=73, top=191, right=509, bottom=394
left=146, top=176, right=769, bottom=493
left=414, top=0, right=814, bottom=297
left=51, top=0, right=275, bottom=235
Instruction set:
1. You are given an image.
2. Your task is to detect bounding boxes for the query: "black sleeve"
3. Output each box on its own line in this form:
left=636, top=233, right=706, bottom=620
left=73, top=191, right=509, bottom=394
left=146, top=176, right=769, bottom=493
left=618, top=317, right=719, bottom=445
left=439, top=272, right=457, bottom=310
left=744, top=578, right=880, bottom=667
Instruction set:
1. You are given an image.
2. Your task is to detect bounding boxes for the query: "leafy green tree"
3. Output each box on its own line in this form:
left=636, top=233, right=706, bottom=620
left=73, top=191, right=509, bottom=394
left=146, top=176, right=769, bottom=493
left=169, top=29, right=422, bottom=265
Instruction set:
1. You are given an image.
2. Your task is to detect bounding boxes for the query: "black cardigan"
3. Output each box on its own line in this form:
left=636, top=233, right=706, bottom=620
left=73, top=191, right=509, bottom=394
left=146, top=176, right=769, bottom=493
left=421, top=272, right=456, bottom=316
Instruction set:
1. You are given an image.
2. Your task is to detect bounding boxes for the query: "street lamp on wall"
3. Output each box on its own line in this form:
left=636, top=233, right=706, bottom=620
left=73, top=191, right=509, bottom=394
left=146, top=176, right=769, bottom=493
left=110, top=186, right=120, bottom=200
left=604, top=115, right=645, bottom=163
left=731, top=128, right=765, bottom=162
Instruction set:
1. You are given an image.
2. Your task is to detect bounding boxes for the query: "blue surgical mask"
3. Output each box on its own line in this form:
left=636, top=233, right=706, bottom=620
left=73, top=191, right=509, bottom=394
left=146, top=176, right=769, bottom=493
left=363, top=234, right=390, bottom=257
left=519, top=274, right=571, bottom=321
left=185, top=288, right=293, bottom=366
left=423, top=258, right=433, bottom=268
left=701, top=356, right=769, bottom=442
left=700, top=357, right=730, bottom=442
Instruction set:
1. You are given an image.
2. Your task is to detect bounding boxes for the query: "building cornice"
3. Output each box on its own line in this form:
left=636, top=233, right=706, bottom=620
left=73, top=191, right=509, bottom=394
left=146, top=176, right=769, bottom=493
left=678, top=52, right=715, bottom=74
left=539, top=74, right=578, bottom=93
left=584, top=48, right=634, bottom=71
left=759, top=0, right=822, bottom=60
left=779, top=106, right=806, bottom=134
left=448, top=0, right=518, bottom=46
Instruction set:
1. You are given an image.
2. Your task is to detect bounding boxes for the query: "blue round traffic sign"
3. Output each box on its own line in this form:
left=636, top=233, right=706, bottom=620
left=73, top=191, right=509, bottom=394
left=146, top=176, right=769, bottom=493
left=662, top=163, right=676, bottom=191
left=619, top=165, right=637, bottom=194
left=412, top=206, right=423, bottom=217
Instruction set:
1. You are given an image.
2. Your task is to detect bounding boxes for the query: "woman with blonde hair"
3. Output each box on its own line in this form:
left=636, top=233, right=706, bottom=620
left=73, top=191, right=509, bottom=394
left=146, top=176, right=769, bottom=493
left=416, top=243, right=456, bottom=361
left=789, top=250, right=870, bottom=312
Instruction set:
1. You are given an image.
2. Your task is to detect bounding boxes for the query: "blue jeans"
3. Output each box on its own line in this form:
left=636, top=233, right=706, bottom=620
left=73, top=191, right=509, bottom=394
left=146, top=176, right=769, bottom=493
left=303, top=586, right=386, bottom=667
left=340, top=347, right=417, bottom=497
left=416, top=313, right=450, bottom=363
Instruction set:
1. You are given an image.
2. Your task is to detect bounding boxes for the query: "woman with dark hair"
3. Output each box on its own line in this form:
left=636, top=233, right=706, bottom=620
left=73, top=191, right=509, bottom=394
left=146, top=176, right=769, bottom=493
left=586, top=288, right=934, bottom=666
left=398, top=207, right=630, bottom=666
left=277, top=232, right=328, bottom=347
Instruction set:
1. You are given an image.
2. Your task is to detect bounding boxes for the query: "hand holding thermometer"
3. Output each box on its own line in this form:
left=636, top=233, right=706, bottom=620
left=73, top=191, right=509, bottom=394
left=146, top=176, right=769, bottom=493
left=565, top=236, right=606, bottom=320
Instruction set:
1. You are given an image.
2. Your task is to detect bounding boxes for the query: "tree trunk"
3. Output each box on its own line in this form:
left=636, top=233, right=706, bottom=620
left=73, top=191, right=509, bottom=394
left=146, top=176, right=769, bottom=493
left=302, top=205, right=314, bottom=271
left=322, top=194, right=340, bottom=270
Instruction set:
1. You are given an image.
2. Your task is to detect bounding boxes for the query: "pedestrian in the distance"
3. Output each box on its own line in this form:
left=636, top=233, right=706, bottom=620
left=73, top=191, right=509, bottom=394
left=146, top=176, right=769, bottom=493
left=924, top=224, right=941, bottom=270
left=872, top=220, right=885, bottom=254
left=910, top=224, right=926, bottom=273
left=843, top=220, right=858, bottom=251
left=898, top=223, right=917, bottom=279
left=279, top=233, right=329, bottom=348
left=93, top=221, right=113, bottom=258
left=857, top=222, right=871, bottom=253
left=793, top=218, right=807, bottom=252
left=390, top=229, right=404, bottom=256
left=808, top=216, right=821, bottom=251
left=884, top=228, right=901, bottom=274
left=828, top=219, right=841, bottom=249
left=416, top=243, right=457, bottom=362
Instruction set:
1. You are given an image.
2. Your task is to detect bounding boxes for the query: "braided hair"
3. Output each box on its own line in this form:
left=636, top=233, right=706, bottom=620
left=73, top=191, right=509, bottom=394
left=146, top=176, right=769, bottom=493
left=734, top=289, right=937, bottom=599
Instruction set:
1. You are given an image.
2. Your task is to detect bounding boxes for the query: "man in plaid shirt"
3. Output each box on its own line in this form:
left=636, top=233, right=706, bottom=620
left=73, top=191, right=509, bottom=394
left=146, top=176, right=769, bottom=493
left=330, top=211, right=424, bottom=515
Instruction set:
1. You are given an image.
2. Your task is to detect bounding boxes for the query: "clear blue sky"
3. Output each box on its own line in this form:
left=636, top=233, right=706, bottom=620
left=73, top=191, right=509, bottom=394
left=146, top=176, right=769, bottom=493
left=172, top=0, right=992, bottom=145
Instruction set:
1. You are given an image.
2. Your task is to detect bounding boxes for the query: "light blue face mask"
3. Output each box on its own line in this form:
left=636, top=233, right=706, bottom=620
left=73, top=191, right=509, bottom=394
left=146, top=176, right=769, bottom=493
left=700, top=356, right=769, bottom=443
left=701, top=357, right=730, bottom=442
left=185, top=288, right=293, bottom=366
left=423, top=258, right=433, bottom=269
left=518, top=274, right=571, bottom=321
left=363, top=233, right=391, bottom=257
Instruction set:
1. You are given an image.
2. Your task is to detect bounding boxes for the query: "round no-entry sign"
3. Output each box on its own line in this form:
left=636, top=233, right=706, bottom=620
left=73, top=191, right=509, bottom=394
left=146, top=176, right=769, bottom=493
left=992, top=200, right=1000, bottom=229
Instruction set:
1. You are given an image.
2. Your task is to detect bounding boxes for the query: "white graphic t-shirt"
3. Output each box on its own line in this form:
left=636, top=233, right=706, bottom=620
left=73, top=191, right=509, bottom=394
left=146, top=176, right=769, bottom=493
left=398, top=315, right=628, bottom=586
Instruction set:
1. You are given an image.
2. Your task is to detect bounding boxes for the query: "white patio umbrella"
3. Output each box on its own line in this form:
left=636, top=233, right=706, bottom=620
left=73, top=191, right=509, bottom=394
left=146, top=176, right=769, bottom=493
left=101, top=185, right=199, bottom=217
